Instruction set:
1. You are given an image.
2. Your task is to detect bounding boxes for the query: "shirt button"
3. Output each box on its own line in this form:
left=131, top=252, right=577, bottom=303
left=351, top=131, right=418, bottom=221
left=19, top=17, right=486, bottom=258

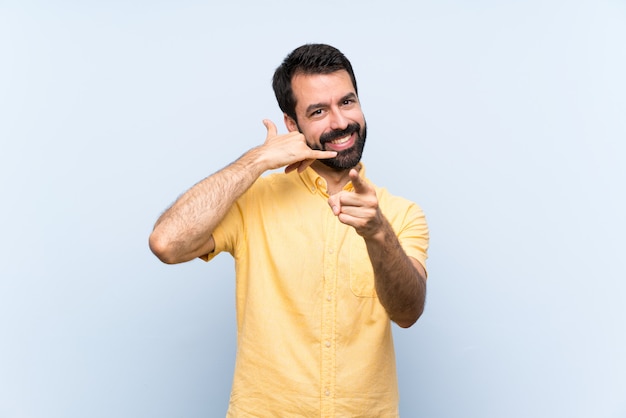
left=311, top=186, right=316, bottom=192
left=326, top=295, right=332, bottom=301
left=325, top=390, right=330, bottom=396
left=325, top=341, right=331, bottom=348
left=328, top=248, right=334, bottom=254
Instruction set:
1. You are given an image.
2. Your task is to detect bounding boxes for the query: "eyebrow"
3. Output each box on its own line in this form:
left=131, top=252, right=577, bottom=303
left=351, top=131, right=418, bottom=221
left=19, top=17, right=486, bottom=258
left=304, top=92, right=358, bottom=115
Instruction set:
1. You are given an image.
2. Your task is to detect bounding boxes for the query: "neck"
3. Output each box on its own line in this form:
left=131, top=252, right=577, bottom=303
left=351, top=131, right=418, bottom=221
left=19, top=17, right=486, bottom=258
left=310, top=161, right=362, bottom=195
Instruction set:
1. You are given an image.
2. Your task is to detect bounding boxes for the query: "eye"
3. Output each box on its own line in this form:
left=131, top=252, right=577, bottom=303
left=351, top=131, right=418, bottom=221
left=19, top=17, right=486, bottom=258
left=310, top=109, right=323, bottom=117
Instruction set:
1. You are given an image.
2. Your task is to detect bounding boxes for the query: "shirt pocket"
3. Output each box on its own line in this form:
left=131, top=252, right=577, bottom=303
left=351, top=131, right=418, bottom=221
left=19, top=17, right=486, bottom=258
left=349, top=235, right=377, bottom=298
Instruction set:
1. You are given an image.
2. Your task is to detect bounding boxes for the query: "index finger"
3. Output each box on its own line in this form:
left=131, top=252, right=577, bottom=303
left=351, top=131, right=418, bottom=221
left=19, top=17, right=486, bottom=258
left=349, top=168, right=370, bottom=193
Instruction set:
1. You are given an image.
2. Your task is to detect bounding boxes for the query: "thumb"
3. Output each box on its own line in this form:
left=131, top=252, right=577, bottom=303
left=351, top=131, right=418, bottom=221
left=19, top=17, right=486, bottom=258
left=328, top=194, right=341, bottom=216
left=263, top=119, right=278, bottom=141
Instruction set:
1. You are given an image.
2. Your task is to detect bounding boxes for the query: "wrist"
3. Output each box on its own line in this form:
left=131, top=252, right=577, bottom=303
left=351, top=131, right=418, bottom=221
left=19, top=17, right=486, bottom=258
left=361, top=214, right=390, bottom=241
left=239, top=146, right=271, bottom=176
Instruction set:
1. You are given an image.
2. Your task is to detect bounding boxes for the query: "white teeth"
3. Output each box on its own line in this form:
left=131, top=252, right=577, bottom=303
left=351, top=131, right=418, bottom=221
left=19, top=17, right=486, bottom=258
left=331, top=135, right=350, bottom=145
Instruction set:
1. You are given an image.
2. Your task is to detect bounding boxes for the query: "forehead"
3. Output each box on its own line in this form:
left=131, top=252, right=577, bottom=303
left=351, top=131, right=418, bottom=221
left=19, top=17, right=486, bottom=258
left=291, top=70, right=356, bottom=111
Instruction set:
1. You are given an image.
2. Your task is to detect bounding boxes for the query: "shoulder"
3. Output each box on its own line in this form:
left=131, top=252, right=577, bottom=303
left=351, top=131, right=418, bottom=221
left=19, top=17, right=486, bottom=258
left=369, top=181, right=426, bottom=225
left=369, top=181, right=416, bottom=210
left=250, top=171, right=299, bottom=190
left=240, top=171, right=302, bottom=202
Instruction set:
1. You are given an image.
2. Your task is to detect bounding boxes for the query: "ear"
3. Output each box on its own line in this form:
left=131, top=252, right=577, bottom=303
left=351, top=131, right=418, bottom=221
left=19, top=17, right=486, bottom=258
left=284, top=114, right=298, bottom=132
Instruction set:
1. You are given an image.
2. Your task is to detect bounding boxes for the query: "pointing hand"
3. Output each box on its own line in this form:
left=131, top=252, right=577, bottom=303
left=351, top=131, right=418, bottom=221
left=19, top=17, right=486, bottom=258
left=327, top=168, right=383, bottom=238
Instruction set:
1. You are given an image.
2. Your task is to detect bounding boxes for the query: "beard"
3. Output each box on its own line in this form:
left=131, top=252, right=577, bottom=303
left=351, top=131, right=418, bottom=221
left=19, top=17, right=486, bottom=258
left=302, top=121, right=367, bottom=171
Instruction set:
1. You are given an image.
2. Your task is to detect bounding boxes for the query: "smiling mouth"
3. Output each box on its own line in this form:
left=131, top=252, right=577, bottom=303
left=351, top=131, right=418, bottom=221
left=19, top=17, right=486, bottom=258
left=329, top=135, right=351, bottom=145
left=324, top=133, right=355, bottom=152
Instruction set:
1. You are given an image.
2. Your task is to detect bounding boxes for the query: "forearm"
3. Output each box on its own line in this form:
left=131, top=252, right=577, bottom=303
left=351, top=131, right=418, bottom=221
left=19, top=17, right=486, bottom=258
left=365, top=218, right=426, bottom=328
left=149, top=147, right=266, bottom=264
left=150, top=119, right=337, bottom=264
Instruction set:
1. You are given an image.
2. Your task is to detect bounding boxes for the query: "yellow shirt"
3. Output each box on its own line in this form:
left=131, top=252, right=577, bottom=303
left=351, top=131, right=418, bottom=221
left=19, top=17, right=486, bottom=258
left=205, top=166, right=429, bottom=417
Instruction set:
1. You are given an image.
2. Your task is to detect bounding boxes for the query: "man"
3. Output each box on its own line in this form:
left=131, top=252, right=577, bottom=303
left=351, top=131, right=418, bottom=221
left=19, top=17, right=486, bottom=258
left=149, top=44, right=429, bottom=417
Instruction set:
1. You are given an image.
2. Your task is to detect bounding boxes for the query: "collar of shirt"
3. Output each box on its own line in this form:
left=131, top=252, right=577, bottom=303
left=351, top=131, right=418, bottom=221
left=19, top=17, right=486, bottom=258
left=297, top=163, right=366, bottom=196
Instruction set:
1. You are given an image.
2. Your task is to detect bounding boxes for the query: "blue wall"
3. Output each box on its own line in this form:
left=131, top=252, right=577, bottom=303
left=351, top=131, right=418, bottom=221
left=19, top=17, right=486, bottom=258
left=1, top=1, right=625, bottom=416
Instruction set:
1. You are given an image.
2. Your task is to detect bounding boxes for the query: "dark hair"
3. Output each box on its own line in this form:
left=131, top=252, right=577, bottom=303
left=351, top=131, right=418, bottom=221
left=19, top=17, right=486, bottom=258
left=272, top=44, right=358, bottom=122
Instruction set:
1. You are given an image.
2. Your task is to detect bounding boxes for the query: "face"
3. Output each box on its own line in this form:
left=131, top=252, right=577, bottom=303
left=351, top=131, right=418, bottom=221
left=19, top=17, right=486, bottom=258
left=285, top=70, right=367, bottom=170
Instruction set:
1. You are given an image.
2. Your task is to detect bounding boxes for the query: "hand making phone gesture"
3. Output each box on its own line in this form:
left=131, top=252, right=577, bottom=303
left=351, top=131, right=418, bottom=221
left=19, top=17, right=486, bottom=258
left=261, top=119, right=337, bottom=174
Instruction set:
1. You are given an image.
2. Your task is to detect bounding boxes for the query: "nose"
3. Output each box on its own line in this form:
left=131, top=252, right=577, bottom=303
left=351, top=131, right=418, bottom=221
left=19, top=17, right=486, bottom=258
left=328, top=107, right=348, bottom=131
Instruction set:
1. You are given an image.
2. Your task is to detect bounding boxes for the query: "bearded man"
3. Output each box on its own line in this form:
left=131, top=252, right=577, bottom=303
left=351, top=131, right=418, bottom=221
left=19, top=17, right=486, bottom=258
left=149, top=43, right=429, bottom=417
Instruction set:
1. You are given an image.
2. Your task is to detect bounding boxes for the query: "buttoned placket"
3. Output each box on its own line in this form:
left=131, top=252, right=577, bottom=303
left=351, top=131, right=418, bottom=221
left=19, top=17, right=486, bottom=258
left=319, top=176, right=337, bottom=417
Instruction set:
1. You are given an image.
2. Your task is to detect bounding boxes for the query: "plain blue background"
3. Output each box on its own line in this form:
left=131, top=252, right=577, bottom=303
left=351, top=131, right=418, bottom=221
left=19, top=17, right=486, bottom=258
left=1, top=1, right=625, bottom=417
